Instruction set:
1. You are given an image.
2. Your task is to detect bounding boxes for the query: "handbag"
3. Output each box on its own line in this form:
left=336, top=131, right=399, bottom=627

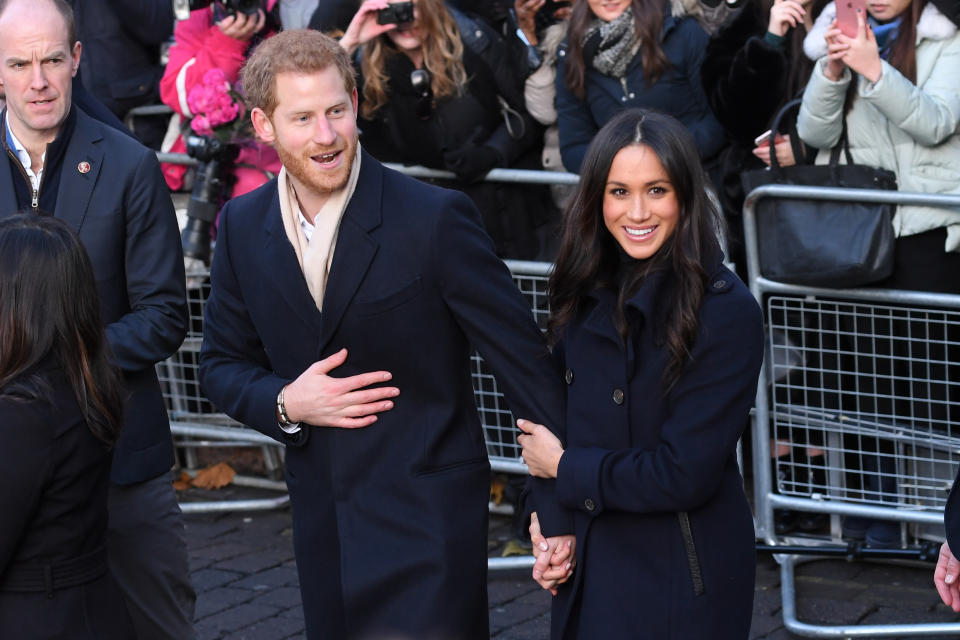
left=741, top=99, right=897, bottom=288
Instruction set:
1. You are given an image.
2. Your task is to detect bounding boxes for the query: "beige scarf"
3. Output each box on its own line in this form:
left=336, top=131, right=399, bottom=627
left=277, top=147, right=362, bottom=311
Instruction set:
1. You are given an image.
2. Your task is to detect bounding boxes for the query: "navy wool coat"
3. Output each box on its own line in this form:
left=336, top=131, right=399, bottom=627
left=199, top=151, right=566, bottom=640
left=556, top=6, right=726, bottom=173
left=545, top=259, right=762, bottom=639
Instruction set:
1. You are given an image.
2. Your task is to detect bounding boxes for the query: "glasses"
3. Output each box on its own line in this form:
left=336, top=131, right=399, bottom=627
left=410, top=69, right=433, bottom=120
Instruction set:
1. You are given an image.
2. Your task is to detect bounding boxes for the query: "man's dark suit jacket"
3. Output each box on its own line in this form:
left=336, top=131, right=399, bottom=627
left=947, top=472, right=960, bottom=553
left=0, top=107, right=187, bottom=484
left=199, top=150, right=566, bottom=640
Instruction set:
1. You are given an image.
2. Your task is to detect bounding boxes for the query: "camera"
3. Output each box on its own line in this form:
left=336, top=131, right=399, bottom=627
left=377, top=2, right=415, bottom=25
left=173, top=0, right=263, bottom=21
left=180, top=135, right=239, bottom=264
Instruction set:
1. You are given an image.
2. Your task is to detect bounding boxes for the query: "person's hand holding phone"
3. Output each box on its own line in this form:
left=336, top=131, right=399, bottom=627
left=767, top=0, right=807, bottom=37
left=752, top=132, right=799, bottom=167
left=838, top=10, right=883, bottom=83
left=217, top=9, right=266, bottom=42
left=823, top=19, right=850, bottom=80
left=340, top=0, right=397, bottom=56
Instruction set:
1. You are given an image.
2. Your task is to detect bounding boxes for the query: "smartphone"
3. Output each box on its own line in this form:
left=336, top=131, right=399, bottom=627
left=835, top=0, right=866, bottom=38
left=754, top=130, right=773, bottom=147
left=377, top=1, right=415, bottom=25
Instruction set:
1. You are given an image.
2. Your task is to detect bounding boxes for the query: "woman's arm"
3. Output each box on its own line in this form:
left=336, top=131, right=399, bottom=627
left=858, top=37, right=960, bottom=147
left=796, top=56, right=850, bottom=150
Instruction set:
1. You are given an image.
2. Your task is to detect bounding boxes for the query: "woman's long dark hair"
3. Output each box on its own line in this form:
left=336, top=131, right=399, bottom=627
left=564, top=0, right=670, bottom=100
left=0, top=214, right=124, bottom=446
left=548, top=109, right=724, bottom=390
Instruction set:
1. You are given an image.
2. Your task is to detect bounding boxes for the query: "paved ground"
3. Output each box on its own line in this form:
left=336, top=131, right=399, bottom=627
left=180, top=483, right=960, bottom=640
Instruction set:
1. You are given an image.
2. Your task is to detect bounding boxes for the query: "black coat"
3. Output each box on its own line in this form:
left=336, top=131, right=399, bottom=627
left=545, top=259, right=763, bottom=639
left=199, top=152, right=567, bottom=639
left=0, top=370, right=134, bottom=638
left=0, top=108, right=188, bottom=485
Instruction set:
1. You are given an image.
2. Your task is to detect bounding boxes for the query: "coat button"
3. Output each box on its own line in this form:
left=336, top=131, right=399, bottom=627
left=612, top=388, right=624, bottom=405
left=584, top=498, right=596, bottom=511
left=565, top=368, right=574, bottom=384
left=713, top=279, right=726, bottom=289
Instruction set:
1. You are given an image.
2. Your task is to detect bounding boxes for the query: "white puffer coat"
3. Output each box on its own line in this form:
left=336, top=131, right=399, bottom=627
left=797, top=2, right=960, bottom=251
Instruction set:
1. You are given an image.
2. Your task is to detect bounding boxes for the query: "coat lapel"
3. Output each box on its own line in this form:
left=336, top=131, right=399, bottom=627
left=55, top=110, right=103, bottom=233
left=317, top=150, right=383, bottom=353
left=262, top=187, right=325, bottom=331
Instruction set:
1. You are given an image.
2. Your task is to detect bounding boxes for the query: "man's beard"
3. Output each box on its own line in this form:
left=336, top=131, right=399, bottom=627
left=276, top=133, right=357, bottom=200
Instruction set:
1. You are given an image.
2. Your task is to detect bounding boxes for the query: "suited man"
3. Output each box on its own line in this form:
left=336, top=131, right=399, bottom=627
left=0, top=1, right=195, bottom=638
left=199, top=29, right=570, bottom=640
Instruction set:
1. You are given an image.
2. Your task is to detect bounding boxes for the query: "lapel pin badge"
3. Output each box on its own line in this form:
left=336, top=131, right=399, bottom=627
left=78, top=161, right=91, bottom=174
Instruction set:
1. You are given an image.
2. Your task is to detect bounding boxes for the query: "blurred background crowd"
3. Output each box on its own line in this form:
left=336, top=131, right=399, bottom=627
left=2, top=0, right=957, bottom=269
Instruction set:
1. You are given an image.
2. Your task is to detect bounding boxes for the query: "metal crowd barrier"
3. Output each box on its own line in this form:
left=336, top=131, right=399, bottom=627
left=744, top=184, right=960, bottom=637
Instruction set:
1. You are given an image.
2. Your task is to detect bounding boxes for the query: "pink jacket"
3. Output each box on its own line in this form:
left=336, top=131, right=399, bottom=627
left=159, top=4, right=281, bottom=198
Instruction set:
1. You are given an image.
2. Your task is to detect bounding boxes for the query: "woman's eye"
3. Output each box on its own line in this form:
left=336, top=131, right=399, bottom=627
left=610, top=188, right=627, bottom=197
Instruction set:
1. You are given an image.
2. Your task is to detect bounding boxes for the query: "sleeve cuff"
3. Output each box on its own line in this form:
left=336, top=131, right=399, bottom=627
left=556, top=447, right=608, bottom=516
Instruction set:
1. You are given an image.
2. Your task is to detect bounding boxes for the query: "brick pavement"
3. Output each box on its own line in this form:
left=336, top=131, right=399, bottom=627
left=182, top=486, right=960, bottom=640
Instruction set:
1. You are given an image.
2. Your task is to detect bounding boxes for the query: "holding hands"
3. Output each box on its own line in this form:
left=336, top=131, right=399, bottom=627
left=824, top=12, right=883, bottom=83
left=340, top=0, right=399, bottom=55
left=529, top=512, right=576, bottom=595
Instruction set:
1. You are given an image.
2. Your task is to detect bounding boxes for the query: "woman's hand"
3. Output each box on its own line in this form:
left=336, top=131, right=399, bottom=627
left=217, top=9, right=266, bottom=42
left=514, top=0, right=545, bottom=45
left=340, top=0, right=396, bottom=55
left=517, top=419, right=564, bottom=478
left=823, top=19, right=850, bottom=81
left=752, top=133, right=798, bottom=167
left=840, top=11, right=883, bottom=83
left=529, top=512, right=576, bottom=595
left=767, top=0, right=807, bottom=37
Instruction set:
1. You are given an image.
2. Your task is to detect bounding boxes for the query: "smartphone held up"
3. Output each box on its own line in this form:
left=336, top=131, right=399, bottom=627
left=377, top=1, right=415, bottom=25
left=835, top=0, right=866, bottom=37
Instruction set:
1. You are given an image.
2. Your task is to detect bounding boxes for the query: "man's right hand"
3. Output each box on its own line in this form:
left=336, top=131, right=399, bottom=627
left=282, top=348, right=399, bottom=428
left=217, top=9, right=266, bottom=42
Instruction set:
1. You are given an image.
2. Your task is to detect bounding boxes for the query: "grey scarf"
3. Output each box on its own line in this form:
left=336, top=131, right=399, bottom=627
left=582, top=8, right=640, bottom=79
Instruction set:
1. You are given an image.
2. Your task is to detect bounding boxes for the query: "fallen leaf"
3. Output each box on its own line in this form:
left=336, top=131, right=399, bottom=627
left=192, top=462, right=236, bottom=490
left=502, top=538, right=533, bottom=558
left=490, top=477, right=506, bottom=505
left=172, top=470, right=192, bottom=491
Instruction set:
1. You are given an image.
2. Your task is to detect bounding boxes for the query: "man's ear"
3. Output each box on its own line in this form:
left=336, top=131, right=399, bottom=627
left=251, top=107, right=275, bottom=144
left=351, top=87, right=359, bottom=117
left=70, top=41, right=81, bottom=78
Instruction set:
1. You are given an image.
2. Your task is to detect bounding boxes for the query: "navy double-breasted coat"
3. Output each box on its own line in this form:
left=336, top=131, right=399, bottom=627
left=545, top=259, right=762, bottom=639
left=199, top=151, right=566, bottom=640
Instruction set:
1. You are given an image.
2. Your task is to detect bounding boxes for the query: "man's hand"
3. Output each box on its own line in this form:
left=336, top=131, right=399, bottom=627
left=217, top=9, right=266, bottom=42
left=935, top=541, right=960, bottom=611
left=340, top=0, right=397, bottom=55
left=529, top=512, right=576, bottom=595
left=514, top=0, right=545, bottom=45
left=282, top=348, right=399, bottom=428
left=517, top=418, right=564, bottom=478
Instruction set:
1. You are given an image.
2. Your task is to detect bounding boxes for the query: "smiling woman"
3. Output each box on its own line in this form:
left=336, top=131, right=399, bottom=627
left=518, top=109, right=763, bottom=639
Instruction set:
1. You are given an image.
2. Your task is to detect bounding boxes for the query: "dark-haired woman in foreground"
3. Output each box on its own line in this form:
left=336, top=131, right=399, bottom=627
left=518, top=110, right=763, bottom=639
left=0, top=215, right=133, bottom=638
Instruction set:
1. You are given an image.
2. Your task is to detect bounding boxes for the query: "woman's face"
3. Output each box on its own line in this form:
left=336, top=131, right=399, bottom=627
left=385, top=0, right=422, bottom=53
left=587, top=0, right=632, bottom=21
left=602, top=144, right=679, bottom=261
left=867, top=0, right=912, bottom=21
